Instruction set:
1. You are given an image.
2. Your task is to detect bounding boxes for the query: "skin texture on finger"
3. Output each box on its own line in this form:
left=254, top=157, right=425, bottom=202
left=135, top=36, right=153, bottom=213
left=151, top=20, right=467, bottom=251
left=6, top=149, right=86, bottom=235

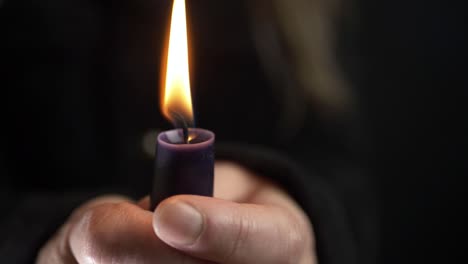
left=153, top=195, right=316, bottom=264
left=38, top=196, right=212, bottom=264
left=215, top=161, right=317, bottom=263
left=37, top=196, right=132, bottom=264
left=69, top=202, right=213, bottom=264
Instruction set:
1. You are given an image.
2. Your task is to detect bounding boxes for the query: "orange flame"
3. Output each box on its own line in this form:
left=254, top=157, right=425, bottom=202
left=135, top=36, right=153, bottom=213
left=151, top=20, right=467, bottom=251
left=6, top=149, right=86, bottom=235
left=161, top=0, right=193, bottom=126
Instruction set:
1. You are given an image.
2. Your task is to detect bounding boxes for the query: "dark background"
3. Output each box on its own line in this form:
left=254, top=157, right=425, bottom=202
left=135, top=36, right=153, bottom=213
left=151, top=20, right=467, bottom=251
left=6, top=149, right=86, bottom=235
left=358, top=1, right=466, bottom=262
left=1, top=0, right=466, bottom=263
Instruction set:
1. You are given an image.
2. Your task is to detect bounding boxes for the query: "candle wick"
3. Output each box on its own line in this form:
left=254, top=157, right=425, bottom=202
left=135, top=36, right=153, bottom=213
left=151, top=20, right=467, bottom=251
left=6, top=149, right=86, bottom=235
left=169, top=110, right=190, bottom=144
left=182, top=125, right=189, bottom=144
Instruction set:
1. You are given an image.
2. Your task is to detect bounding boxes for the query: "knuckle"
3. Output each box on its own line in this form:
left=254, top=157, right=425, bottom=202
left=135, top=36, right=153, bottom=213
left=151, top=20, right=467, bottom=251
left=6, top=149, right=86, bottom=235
left=224, top=207, right=254, bottom=262
left=287, top=223, right=307, bottom=256
left=236, top=211, right=254, bottom=247
left=75, top=202, right=132, bottom=261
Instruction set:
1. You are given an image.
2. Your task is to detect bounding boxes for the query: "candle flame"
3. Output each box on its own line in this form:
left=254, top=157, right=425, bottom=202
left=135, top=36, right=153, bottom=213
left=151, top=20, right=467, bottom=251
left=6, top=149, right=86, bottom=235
left=161, top=0, right=193, bottom=126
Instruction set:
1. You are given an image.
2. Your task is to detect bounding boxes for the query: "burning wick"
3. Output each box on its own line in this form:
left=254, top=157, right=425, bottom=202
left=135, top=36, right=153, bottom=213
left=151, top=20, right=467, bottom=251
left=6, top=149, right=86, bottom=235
left=168, top=110, right=191, bottom=144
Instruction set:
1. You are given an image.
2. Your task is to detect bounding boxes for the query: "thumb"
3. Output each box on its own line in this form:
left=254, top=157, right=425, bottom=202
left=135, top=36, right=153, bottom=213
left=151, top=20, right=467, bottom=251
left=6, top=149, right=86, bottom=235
left=152, top=195, right=311, bottom=264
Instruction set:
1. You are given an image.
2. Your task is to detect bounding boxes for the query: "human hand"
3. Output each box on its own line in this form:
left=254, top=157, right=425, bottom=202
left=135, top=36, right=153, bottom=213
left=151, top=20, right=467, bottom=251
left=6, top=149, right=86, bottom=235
left=37, top=162, right=317, bottom=264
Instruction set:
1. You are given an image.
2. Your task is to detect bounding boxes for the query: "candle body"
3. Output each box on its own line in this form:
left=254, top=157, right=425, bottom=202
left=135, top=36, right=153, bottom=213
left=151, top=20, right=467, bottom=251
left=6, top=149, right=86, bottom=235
left=151, top=128, right=215, bottom=210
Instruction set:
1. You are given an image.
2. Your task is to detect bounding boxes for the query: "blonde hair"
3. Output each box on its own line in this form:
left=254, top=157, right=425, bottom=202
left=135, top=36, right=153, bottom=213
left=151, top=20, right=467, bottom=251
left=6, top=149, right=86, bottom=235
left=274, top=0, right=353, bottom=112
left=250, top=0, right=354, bottom=116
left=249, top=0, right=355, bottom=141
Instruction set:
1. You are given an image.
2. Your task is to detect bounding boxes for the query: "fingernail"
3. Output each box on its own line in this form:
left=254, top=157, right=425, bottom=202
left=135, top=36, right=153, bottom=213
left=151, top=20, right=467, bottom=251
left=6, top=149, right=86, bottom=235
left=153, top=201, right=203, bottom=247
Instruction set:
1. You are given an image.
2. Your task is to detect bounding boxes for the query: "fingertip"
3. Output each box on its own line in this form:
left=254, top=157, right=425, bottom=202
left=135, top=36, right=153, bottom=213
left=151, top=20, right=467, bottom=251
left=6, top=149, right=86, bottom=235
left=153, top=197, right=205, bottom=248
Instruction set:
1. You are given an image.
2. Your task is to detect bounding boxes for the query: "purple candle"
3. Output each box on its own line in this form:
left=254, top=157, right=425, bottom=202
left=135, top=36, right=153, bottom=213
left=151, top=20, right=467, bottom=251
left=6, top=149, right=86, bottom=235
left=151, top=128, right=215, bottom=210
left=150, top=0, right=214, bottom=210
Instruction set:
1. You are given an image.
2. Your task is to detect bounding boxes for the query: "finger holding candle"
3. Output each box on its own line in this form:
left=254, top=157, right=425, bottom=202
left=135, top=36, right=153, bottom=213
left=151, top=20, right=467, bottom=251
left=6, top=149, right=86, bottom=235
left=152, top=162, right=316, bottom=263
left=153, top=195, right=315, bottom=264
